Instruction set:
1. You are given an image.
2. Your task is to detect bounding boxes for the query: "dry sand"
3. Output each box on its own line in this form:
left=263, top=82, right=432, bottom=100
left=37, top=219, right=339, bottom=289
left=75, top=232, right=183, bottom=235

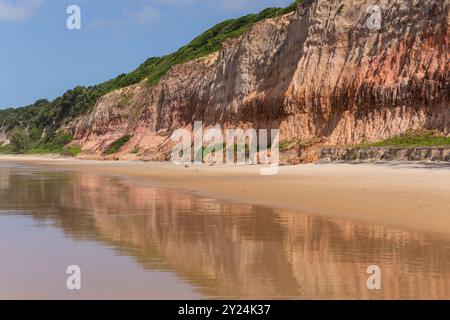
left=1, top=155, right=450, bottom=236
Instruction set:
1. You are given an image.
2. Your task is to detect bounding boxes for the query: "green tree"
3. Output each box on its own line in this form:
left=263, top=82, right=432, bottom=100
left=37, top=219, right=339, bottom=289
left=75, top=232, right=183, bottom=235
left=10, top=128, right=30, bottom=153
left=29, top=127, right=43, bottom=143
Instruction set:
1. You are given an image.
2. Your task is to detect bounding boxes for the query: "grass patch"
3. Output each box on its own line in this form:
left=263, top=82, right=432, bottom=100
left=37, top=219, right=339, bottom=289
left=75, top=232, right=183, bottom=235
left=104, top=134, right=132, bottom=155
left=130, top=147, right=141, bottom=154
left=356, top=130, right=450, bottom=148
left=0, top=140, right=81, bottom=157
left=62, top=145, right=82, bottom=157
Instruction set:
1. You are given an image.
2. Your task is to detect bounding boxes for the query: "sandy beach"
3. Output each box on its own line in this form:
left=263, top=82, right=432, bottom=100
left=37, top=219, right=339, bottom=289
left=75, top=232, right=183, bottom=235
left=1, top=155, right=449, bottom=236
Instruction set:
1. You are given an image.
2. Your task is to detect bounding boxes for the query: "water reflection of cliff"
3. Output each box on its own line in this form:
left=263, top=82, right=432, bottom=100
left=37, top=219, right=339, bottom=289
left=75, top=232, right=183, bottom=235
left=1, top=165, right=449, bottom=299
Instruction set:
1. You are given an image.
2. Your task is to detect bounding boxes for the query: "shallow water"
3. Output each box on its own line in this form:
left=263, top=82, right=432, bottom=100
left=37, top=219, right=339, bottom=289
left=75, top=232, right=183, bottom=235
left=0, top=162, right=449, bottom=299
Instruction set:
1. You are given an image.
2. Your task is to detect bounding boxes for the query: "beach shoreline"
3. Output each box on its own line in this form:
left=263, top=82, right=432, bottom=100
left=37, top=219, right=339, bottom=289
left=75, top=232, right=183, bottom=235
left=1, top=155, right=450, bottom=237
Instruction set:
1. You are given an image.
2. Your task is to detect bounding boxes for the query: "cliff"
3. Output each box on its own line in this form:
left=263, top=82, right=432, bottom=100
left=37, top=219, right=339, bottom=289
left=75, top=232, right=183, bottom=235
left=71, top=0, right=449, bottom=160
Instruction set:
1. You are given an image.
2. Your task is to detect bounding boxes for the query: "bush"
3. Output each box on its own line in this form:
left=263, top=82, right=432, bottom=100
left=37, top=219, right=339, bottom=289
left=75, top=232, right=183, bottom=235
left=29, top=127, right=43, bottom=143
left=52, top=131, right=74, bottom=146
left=9, top=128, right=31, bottom=153
left=0, top=142, right=13, bottom=154
left=103, top=134, right=132, bottom=155
left=62, top=145, right=82, bottom=157
left=130, top=147, right=140, bottom=154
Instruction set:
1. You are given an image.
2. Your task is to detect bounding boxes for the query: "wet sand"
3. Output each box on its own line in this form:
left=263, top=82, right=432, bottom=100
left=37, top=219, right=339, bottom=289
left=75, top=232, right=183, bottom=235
left=1, top=155, right=449, bottom=236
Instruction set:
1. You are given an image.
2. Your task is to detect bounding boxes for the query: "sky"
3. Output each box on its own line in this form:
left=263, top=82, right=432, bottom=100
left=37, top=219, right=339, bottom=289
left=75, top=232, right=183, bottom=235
left=0, top=0, right=292, bottom=109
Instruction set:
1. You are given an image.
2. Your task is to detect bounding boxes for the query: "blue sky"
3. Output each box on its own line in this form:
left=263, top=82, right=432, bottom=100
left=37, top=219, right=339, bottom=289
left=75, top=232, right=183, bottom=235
left=0, top=0, right=292, bottom=109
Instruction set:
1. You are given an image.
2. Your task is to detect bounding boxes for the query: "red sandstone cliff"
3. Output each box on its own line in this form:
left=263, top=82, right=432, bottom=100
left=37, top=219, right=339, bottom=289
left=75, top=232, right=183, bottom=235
left=72, top=0, right=449, bottom=160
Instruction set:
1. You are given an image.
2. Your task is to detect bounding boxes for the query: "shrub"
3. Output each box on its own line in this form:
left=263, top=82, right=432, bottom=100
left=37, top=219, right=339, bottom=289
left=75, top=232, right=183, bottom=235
left=0, top=142, right=13, bottom=154
left=103, top=134, right=132, bottom=155
left=62, top=145, right=82, bottom=157
left=29, top=127, right=43, bottom=143
left=51, top=131, right=74, bottom=146
left=9, top=128, right=31, bottom=153
left=130, top=147, right=140, bottom=154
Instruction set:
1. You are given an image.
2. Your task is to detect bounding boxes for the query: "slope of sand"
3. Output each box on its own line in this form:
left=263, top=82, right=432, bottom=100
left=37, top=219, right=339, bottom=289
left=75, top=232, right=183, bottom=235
left=1, top=155, right=450, bottom=236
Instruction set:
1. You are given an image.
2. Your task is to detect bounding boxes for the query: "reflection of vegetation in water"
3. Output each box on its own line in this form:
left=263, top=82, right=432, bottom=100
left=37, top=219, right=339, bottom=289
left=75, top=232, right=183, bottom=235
left=1, top=165, right=449, bottom=299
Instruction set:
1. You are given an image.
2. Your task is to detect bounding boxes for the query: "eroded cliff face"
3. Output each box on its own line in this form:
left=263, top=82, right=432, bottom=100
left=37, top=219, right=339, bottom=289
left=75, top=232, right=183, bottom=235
left=73, top=0, right=450, bottom=159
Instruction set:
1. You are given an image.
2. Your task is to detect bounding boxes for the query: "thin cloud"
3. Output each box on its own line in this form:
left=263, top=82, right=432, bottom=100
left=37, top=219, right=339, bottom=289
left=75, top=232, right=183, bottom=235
left=91, top=4, right=161, bottom=29
left=152, top=0, right=289, bottom=11
left=0, top=0, right=43, bottom=22
left=127, top=5, right=161, bottom=25
left=90, top=0, right=287, bottom=29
